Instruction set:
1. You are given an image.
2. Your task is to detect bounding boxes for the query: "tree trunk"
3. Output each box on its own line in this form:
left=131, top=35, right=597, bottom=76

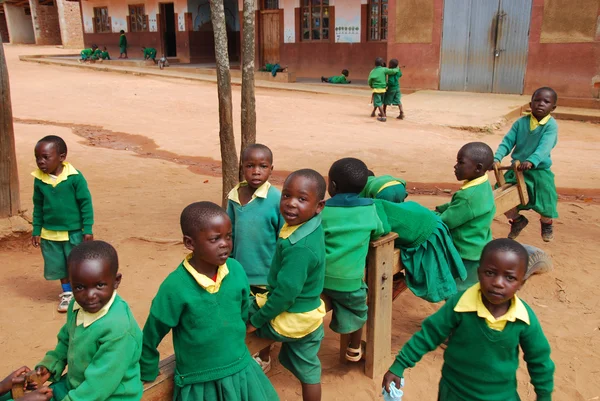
left=240, top=0, right=257, bottom=181
left=209, top=0, right=238, bottom=207
left=0, top=39, right=21, bottom=217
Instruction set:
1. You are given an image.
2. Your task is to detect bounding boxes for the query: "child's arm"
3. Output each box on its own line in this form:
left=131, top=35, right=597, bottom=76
left=494, top=121, right=519, bottom=164
left=371, top=206, right=386, bottom=240
left=437, top=193, right=474, bottom=230
left=0, top=366, right=30, bottom=395
left=384, top=68, right=400, bottom=76
left=520, top=311, right=555, bottom=401
left=36, top=322, right=70, bottom=382
left=226, top=200, right=236, bottom=245
left=74, top=174, right=94, bottom=239
left=373, top=200, right=392, bottom=236
left=241, top=272, right=250, bottom=324
left=525, top=122, right=558, bottom=169
left=31, top=181, right=43, bottom=247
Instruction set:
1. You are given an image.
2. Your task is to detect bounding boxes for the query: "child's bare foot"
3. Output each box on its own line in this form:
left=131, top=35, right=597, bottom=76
left=371, top=111, right=376, bottom=117
left=398, top=112, right=405, bottom=120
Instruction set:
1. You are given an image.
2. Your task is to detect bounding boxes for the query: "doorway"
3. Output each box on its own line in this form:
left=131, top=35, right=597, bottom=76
left=159, top=3, right=176, bottom=57
left=439, top=0, right=532, bottom=94
left=260, top=1, right=280, bottom=65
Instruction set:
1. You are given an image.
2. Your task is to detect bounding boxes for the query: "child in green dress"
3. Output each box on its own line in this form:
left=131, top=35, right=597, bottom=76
left=79, top=45, right=98, bottom=62
left=382, top=59, right=405, bottom=119
left=382, top=238, right=555, bottom=401
left=493, top=87, right=559, bottom=242
left=141, top=202, right=279, bottom=401
left=142, top=47, right=157, bottom=63
left=321, top=69, right=351, bottom=84
left=118, top=30, right=128, bottom=59
left=368, top=57, right=399, bottom=122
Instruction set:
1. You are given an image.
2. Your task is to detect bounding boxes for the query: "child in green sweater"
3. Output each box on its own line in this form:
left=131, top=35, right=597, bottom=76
left=227, top=144, right=283, bottom=372
left=321, top=69, right=351, bottom=84
left=321, top=158, right=384, bottom=362
left=142, top=47, right=157, bottom=63
left=382, top=238, right=555, bottom=401
left=118, top=30, right=128, bottom=59
left=360, top=169, right=408, bottom=203
left=493, top=87, right=559, bottom=242
left=141, top=202, right=278, bottom=401
left=99, top=46, right=110, bottom=60
left=35, top=241, right=144, bottom=401
left=382, top=59, right=405, bottom=120
left=0, top=367, right=52, bottom=401
left=436, top=142, right=496, bottom=291
left=79, top=45, right=98, bottom=62
left=247, top=169, right=327, bottom=401
left=31, top=136, right=94, bottom=313
left=368, top=57, right=399, bottom=122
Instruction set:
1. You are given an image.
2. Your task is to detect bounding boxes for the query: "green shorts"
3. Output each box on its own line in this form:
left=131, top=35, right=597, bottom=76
left=384, top=89, right=401, bottom=106
left=322, top=282, right=368, bottom=334
left=372, top=93, right=385, bottom=107
left=249, top=300, right=324, bottom=385
left=40, top=230, right=83, bottom=280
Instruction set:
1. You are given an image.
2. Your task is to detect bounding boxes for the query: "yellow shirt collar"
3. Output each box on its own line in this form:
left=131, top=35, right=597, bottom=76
left=460, top=174, right=489, bottom=190
left=227, top=181, right=271, bottom=205
left=182, top=253, right=229, bottom=294
left=279, top=222, right=305, bottom=239
left=529, top=113, right=552, bottom=131
left=31, top=162, right=78, bottom=187
left=454, top=283, right=529, bottom=331
left=73, top=292, right=117, bottom=328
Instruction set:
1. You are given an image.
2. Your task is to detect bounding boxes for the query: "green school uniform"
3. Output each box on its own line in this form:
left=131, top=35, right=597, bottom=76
left=368, top=67, right=399, bottom=107
left=119, top=34, right=127, bottom=54
left=100, top=51, right=110, bottom=60
left=80, top=48, right=93, bottom=60
left=384, top=69, right=403, bottom=105
left=359, top=175, right=407, bottom=203
left=143, top=48, right=157, bottom=60
left=327, top=75, right=349, bottom=84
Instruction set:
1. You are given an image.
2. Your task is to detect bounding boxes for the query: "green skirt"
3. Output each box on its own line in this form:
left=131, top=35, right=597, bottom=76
left=437, top=378, right=520, bottom=401
left=173, top=360, right=279, bottom=401
left=400, top=217, right=466, bottom=303
left=504, top=169, right=558, bottom=218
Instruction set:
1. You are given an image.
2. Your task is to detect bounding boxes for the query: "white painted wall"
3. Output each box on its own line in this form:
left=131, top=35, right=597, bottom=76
left=3, top=4, right=35, bottom=44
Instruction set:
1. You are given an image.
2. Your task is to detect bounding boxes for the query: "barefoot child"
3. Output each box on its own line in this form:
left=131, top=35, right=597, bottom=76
left=31, top=135, right=94, bottom=313
left=321, top=69, right=351, bottom=84
left=321, top=158, right=384, bottom=362
left=368, top=57, right=399, bottom=122
left=35, top=241, right=144, bottom=401
left=141, top=202, right=279, bottom=401
left=360, top=170, right=408, bottom=203
left=382, top=59, right=405, bottom=120
left=247, top=169, right=327, bottom=401
left=227, top=144, right=283, bottom=372
left=0, top=367, right=52, bottom=401
left=382, top=238, right=555, bottom=401
left=493, top=87, right=559, bottom=242
left=436, top=142, right=495, bottom=291
left=118, top=30, right=128, bottom=59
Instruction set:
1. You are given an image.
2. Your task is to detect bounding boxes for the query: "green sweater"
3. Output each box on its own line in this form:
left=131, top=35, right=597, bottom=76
left=32, top=170, right=94, bottom=236
left=359, top=175, right=407, bottom=199
left=386, top=68, right=402, bottom=90
left=140, top=258, right=251, bottom=384
left=250, top=215, right=326, bottom=329
left=37, top=295, right=143, bottom=401
left=119, top=34, right=127, bottom=47
left=368, top=67, right=400, bottom=89
left=374, top=200, right=437, bottom=249
left=436, top=179, right=495, bottom=261
left=143, top=48, right=156, bottom=59
left=80, top=48, right=93, bottom=57
left=328, top=75, right=349, bottom=84
left=321, top=194, right=384, bottom=291
left=227, top=185, right=283, bottom=285
left=494, top=115, right=558, bottom=169
left=389, top=292, right=554, bottom=401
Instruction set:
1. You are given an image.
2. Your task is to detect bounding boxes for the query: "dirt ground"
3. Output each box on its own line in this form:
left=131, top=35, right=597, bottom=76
left=1, top=45, right=599, bottom=400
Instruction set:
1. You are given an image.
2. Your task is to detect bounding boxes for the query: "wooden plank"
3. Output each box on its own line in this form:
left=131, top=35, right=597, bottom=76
left=493, top=186, right=522, bottom=217
left=370, top=232, right=398, bottom=248
left=142, top=355, right=175, bottom=401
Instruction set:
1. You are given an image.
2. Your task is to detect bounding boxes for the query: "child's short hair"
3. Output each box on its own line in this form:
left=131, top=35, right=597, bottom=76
left=342, top=69, right=349, bottom=77
left=367, top=169, right=375, bottom=177
left=38, top=135, right=67, bottom=155
left=388, top=59, right=399, bottom=68
left=480, top=238, right=528, bottom=273
left=241, top=143, right=273, bottom=164
left=92, top=44, right=98, bottom=49
left=329, top=157, right=369, bottom=194
left=103, top=46, right=108, bottom=50
left=120, top=30, right=125, bottom=34
left=375, top=57, right=384, bottom=67
left=180, top=201, right=228, bottom=237
left=68, top=240, right=119, bottom=275
left=460, top=142, right=494, bottom=170
left=532, top=87, right=558, bottom=104
left=285, top=169, right=326, bottom=200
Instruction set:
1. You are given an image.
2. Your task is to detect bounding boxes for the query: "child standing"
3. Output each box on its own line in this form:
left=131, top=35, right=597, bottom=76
left=321, top=69, right=351, bottom=84
left=382, top=238, right=555, bottom=401
left=382, top=59, right=405, bottom=120
left=118, top=30, right=128, bottom=59
left=321, top=158, right=384, bottom=362
left=247, top=169, right=327, bottom=401
left=141, top=202, right=279, bottom=401
left=368, top=57, right=399, bottom=122
left=227, top=144, right=283, bottom=372
left=31, top=135, right=94, bottom=313
left=493, top=87, right=559, bottom=242
left=35, top=241, right=144, bottom=401
left=436, top=142, right=496, bottom=291
left=360, top=170, right=408, bottom=203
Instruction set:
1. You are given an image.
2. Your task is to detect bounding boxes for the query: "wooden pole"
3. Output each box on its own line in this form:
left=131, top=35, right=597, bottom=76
left=0, top=39, right=21, bottom=218
left=239, top=0, right=257, bottom=180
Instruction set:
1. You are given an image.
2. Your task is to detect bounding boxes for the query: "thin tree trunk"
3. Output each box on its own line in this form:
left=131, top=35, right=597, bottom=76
left=0, top=39, right=21, bottom=217
left=209, top=0, right=238, bottom=207
left=240, top=0, right=257, bottom=181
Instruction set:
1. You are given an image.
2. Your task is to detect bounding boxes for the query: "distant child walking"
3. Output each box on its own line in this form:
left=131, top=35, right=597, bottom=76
left=436, top=142, right=496, bottom=291
left=247, top=169, right=327, bottom=401
left=383, top=59, right=405, bottom=119
left=382, top=238, right=555, bottom=401
left=119, top=30, right=128, bottom=59
left=368, top=57, right=399, bottom=122
left=35, top=241, right=144, bottom=401
left=31, top=135, right=94, bottom=313
left=227, top=144, right=283, bottom=372
left=141, top=202, right=279, bottom=401
left=321, top=69, right=351, bottom=84
left=493, top=87, right=559, bottom=242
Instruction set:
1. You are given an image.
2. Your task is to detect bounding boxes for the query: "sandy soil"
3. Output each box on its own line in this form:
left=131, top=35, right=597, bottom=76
left=1, top=45, right=599, bottom=400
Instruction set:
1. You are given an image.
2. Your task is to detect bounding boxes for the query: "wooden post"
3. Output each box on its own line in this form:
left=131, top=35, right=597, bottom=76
left=0, top=35, right=21, bottom=218
left=239, top=0, right=257, bottom=181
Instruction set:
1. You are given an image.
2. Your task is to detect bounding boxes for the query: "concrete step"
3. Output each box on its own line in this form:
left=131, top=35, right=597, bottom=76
left=522, top=107, right=600, bottom=123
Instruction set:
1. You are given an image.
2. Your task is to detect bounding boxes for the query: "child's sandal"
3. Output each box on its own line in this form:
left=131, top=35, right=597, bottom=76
left=377, top=117, right=387, bottom=122
left=345, top=344, right=364, bottom=362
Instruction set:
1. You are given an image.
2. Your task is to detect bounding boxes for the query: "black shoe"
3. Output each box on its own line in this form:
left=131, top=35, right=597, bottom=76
left=541, top=221, right=554, bottom=242
left=508, top=216, right=529, bottom=239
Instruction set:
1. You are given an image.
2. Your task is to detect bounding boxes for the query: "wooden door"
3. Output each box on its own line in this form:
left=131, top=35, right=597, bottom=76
left=260, top=10, right=280, bottom=65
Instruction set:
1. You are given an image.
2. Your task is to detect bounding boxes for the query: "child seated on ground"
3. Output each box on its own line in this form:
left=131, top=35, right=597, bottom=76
left=493, top=87, right=559, bottom=242
left=35, top=241, right=144, bottom=401
left=321, top=158, right=384, bottom=362
left=142, top=47, right=157, bottom=63
left=79, top=45, right=98, bottom=63
left=368, top=57, right=399, bottom=122
left=321, top=69, right=351, bottom=84
left=0, top=367, right=52, bottom=401
left=141, top=202, right=278, bottom=401
left=436, top=142, right=495, bottom=291
left=31, top=135, right=94, bottom=313
left=99, top=47, right=110, bottom=60
left=382, top=238, right=555, bottom=401
left=227, top=144, right=283, bottom=373
left=382, top=59, right=405, bottom=120
left=360, top=169, right=408, bottom=203
left=247, top=169, right=327, bottom=401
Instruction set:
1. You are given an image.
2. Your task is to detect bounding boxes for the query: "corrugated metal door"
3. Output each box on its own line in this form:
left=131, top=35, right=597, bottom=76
left=464, top=0, right=499, bottom=92
left=439, top=0, right=471, bottom=91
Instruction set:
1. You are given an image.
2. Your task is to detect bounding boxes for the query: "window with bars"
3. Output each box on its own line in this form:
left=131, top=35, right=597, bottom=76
left=93, top=7, right=111, bottom=33
left=263, top=0, right=279, bottom=9
left=301, top=0, right=330, bottom=41
left=368, top=0, right=388, bottom=41
left=129, top=4, right=148, bottom=32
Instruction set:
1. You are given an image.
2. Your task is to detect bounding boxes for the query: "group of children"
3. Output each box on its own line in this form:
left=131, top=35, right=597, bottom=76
left=79, top=30, right=158, bottom=64
left=3, top=86, right=560, bottom=401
